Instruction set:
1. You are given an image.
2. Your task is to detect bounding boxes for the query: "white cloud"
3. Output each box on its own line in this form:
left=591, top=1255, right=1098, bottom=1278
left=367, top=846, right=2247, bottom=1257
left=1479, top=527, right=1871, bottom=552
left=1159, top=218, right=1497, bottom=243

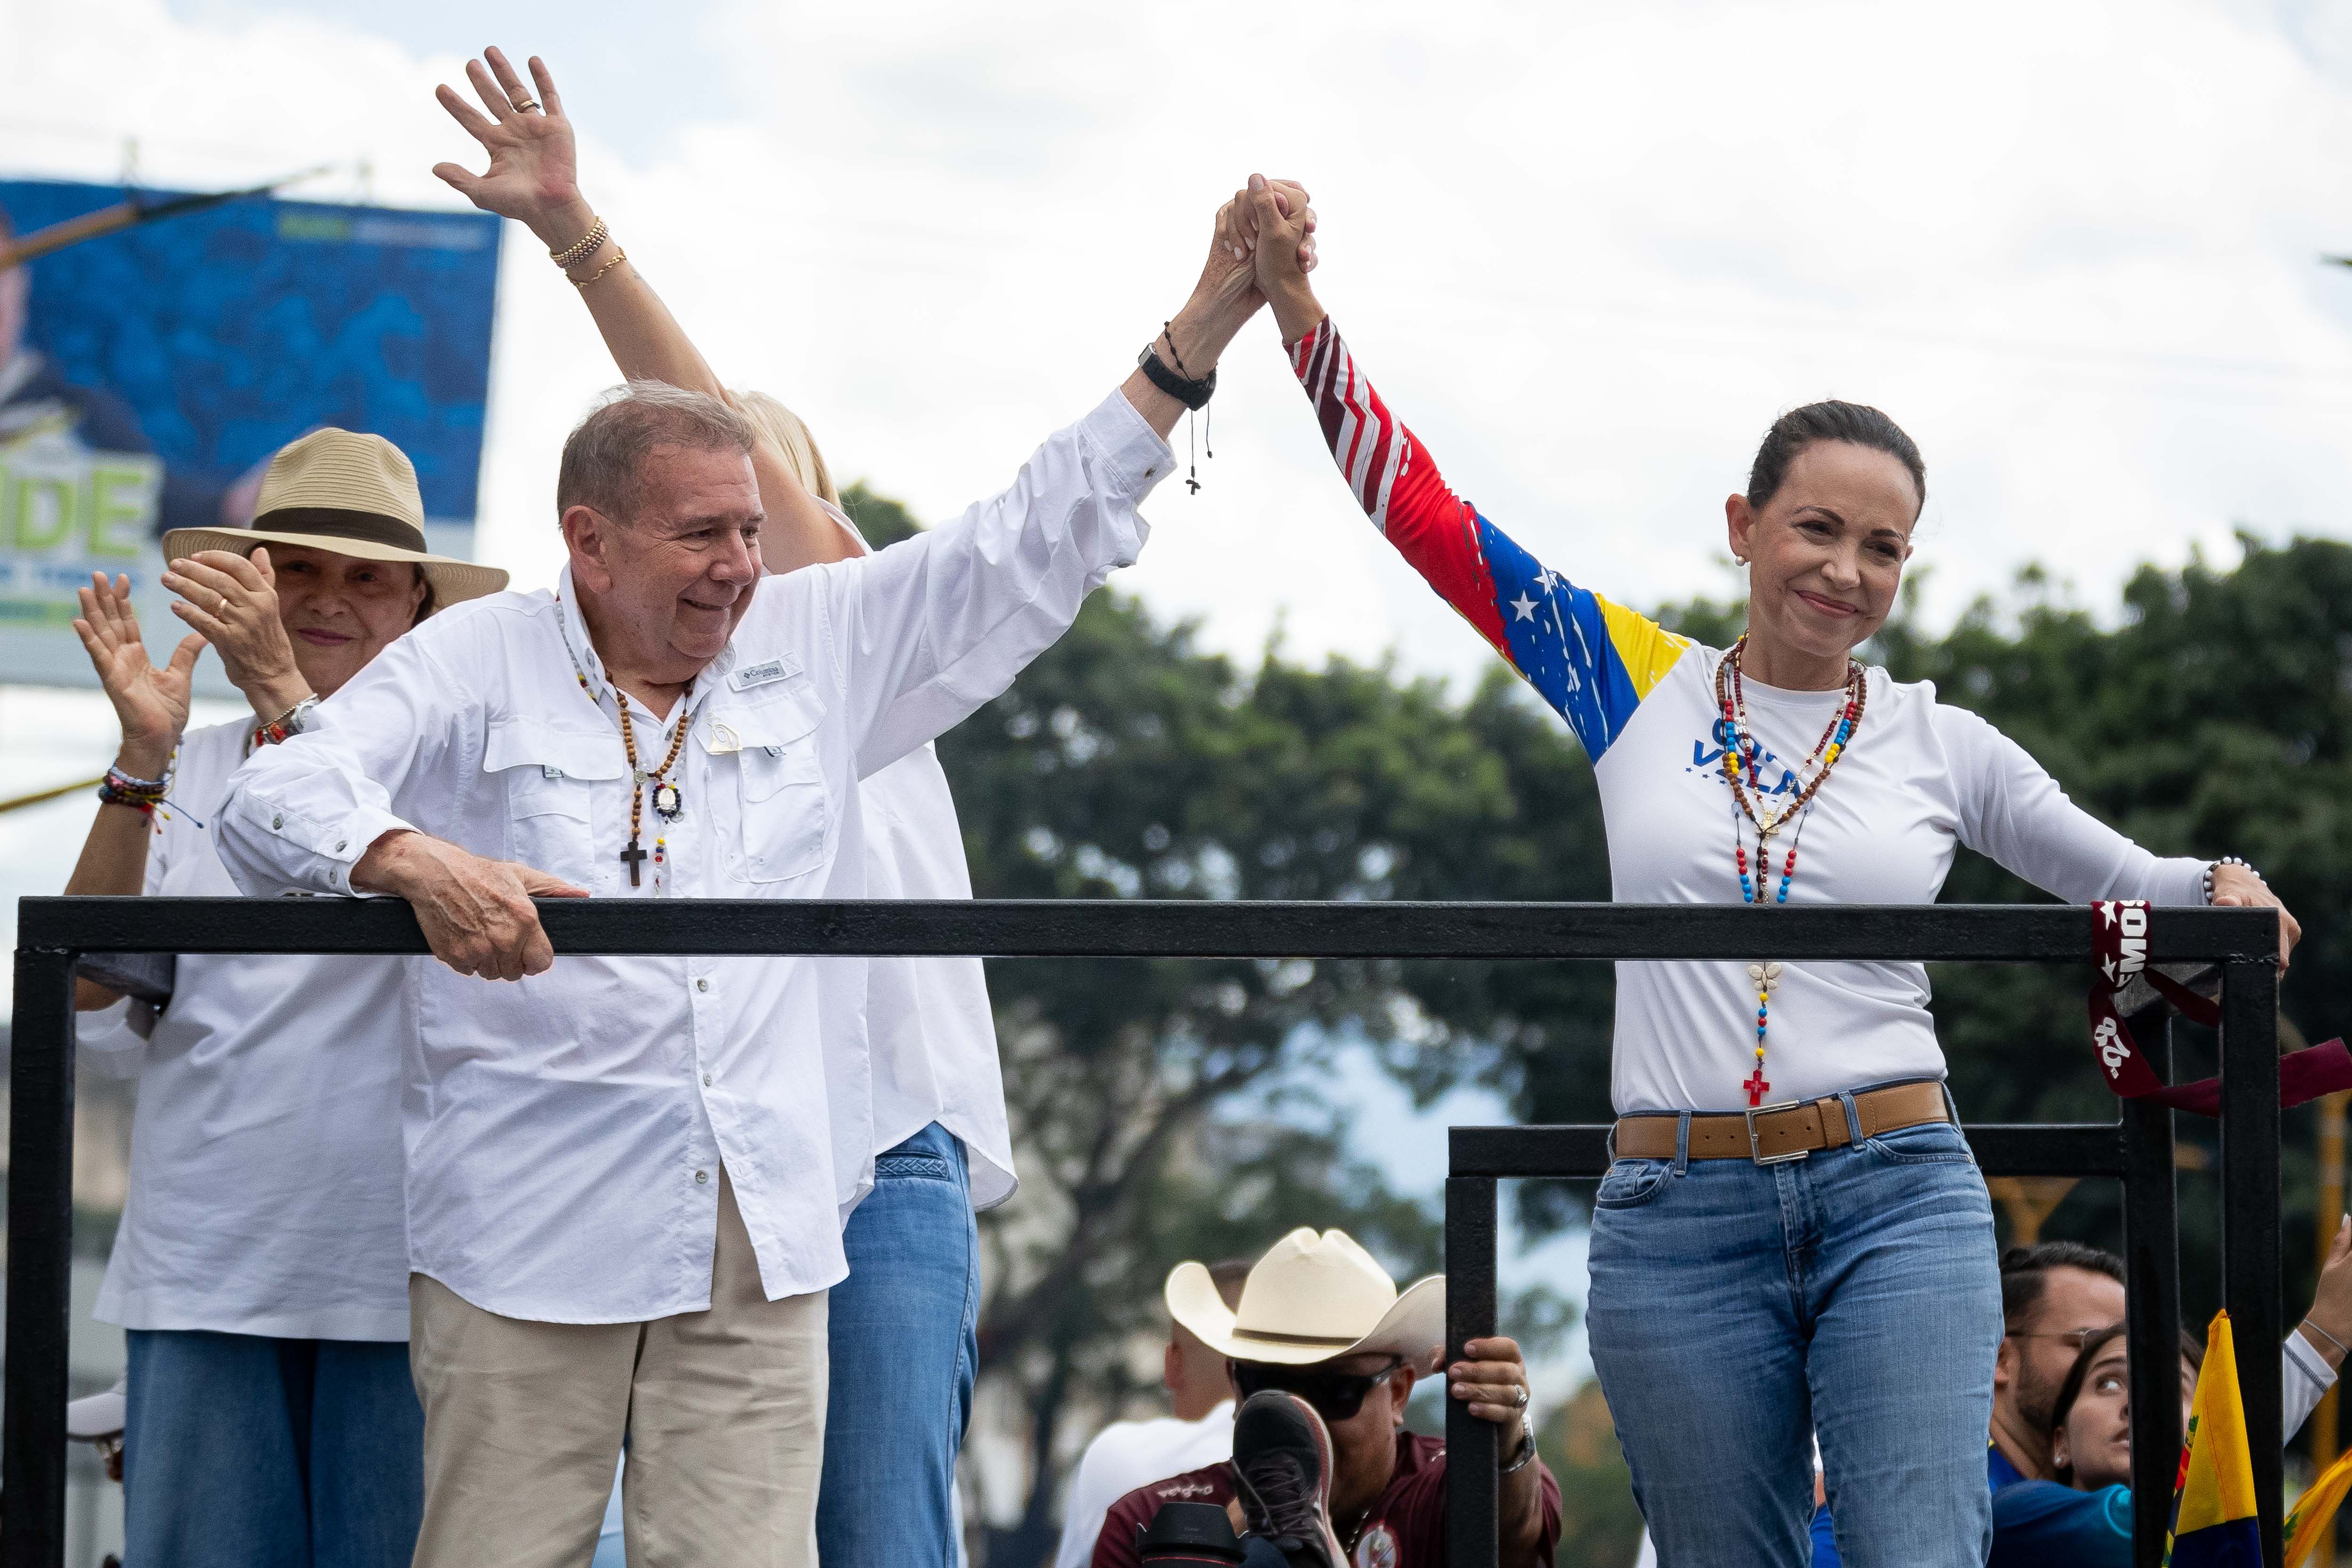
left=13, top=0, right=2352, bottom=685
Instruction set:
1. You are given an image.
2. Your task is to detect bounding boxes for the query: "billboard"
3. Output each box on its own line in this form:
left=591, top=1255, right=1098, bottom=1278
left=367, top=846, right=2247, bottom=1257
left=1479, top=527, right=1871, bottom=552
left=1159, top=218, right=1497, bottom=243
left=0, top=178, right=501, bottom=694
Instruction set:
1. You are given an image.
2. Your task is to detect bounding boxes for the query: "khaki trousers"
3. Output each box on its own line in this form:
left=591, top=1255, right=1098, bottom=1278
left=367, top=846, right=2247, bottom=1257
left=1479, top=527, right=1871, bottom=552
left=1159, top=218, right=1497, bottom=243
left=407, top=1170, right=828, bottom=1568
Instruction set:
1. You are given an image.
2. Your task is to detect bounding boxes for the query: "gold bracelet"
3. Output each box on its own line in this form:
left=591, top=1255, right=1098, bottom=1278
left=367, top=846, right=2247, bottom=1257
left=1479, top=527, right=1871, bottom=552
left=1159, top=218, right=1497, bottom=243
left=571, top=248, right=628, bottom=289
left=549, top=216, right=607, bottom=269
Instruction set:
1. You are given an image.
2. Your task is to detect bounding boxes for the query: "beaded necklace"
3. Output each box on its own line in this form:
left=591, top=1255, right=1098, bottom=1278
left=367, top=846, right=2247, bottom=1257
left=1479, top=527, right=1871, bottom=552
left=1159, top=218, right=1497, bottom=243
left=1713, top=635, right=1868, bottom=1105
left=555, top=594, right=694, bottom=890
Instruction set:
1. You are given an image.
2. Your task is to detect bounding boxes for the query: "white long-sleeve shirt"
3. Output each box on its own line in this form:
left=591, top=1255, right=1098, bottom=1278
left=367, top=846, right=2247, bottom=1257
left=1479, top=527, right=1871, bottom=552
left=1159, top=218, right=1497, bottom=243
left=76, top=719, right=412, bottom=1341
left=1287, top=318, right=2208, bottom=1114
left=216, top=392, right=1169, bottom=1321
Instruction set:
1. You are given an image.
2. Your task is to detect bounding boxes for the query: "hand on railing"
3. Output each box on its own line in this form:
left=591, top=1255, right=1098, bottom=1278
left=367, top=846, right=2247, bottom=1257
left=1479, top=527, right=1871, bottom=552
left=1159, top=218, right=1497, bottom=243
left=351, top=830, right=586, bottom=981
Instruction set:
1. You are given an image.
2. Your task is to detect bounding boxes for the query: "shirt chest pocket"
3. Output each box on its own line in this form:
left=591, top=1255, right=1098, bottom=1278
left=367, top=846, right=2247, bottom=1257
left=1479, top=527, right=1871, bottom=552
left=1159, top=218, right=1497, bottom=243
left=484, top=718, right=628, bottom=887
left=706, top=690, right=831, bottom=885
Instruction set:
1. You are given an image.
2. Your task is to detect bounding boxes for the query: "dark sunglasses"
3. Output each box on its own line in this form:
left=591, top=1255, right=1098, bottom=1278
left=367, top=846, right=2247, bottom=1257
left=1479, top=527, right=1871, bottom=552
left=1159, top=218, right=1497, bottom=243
left=1232, top=1357, right=1407, bottom=1423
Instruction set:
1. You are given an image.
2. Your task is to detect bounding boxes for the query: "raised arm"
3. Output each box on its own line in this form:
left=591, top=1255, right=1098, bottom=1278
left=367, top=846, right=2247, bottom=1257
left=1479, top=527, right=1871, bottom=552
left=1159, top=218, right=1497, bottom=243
left=1240, top=180, right=1688, bottom=763
left=807, top=187, right=1288, bottom=775
left=432, top=48, right=858, bottom=570
left=62, top=573, right=205, bottom=1007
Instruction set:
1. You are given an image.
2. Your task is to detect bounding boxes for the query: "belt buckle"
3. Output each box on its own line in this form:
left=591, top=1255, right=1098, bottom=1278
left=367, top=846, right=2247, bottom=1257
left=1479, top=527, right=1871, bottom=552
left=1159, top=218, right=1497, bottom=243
left=1745, top=1100, right=1812, bottom=1165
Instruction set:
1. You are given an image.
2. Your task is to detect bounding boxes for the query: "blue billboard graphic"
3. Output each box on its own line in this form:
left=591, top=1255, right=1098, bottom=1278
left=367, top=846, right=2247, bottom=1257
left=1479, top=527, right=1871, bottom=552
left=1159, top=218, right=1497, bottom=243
left=0, top=178, right=501, bottom=692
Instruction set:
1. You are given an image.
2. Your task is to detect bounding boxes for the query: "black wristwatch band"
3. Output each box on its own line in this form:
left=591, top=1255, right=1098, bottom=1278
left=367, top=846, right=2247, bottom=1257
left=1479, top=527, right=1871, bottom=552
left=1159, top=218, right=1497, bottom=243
left=1137, top=344, right=1216, bottom=410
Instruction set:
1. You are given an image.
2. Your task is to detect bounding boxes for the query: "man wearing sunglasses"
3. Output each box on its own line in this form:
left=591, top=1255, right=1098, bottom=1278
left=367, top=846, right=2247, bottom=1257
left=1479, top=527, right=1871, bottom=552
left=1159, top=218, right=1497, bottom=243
left=1089, top=1228, right=1560, bottom=1568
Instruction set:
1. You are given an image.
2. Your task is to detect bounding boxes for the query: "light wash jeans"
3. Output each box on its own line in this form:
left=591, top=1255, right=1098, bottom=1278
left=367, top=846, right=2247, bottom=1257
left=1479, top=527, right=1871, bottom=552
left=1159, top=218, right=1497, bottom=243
left=1585, top=1102, right=2002, bottom=1568
left=587, top=1122, right=977, bottom=1568
left=818, top=1121, right=981, bottom=1566
left=123, top=1329, right=423, bottom=1568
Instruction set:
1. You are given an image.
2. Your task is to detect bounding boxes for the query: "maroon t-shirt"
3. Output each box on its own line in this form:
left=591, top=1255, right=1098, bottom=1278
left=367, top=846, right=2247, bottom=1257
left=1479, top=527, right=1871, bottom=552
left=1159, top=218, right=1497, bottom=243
left=1089, top=1432, right=1562, bottom=1568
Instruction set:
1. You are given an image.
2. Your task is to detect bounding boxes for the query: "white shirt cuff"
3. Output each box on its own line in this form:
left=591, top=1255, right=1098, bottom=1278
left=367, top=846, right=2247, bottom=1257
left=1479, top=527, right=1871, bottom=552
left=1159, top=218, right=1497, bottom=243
left=1083, top=389, right=1178, bottom=499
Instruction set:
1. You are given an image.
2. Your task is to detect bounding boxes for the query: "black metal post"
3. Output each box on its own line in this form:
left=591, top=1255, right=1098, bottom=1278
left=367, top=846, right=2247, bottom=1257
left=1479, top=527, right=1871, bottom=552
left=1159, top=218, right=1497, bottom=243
left=2218, top=958, right=2283, bottom=1568
left=1445, top=1172, right=1498, bottom=1568
left=4, top=947, right=77, bottom=1568
left=2121, top=1011, right=2182, bottom=1568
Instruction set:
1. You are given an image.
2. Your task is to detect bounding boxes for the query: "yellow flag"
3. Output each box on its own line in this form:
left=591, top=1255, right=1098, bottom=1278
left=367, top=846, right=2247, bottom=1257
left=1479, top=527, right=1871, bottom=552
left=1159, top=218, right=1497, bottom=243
left=2167, top=1311, right=2259, bottom=1566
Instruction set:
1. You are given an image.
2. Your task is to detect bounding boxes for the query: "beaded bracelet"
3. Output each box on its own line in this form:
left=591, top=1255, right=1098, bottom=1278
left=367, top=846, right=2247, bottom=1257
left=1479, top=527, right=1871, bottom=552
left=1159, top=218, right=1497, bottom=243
left=95, top=761, right=171, bottom=816
left=549, top=216, right=607, bottom=270
left=2203, top=855, right=2256, bottom=904
left=251, top=695, right=319, bottom=750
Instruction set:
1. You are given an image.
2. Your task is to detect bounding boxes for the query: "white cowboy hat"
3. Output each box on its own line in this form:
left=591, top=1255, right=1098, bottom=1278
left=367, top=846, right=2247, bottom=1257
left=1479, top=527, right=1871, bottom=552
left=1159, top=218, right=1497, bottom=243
left=161, top=427, right=507, bottom=607
left=1165, top=1227, right=1445, bottom=1368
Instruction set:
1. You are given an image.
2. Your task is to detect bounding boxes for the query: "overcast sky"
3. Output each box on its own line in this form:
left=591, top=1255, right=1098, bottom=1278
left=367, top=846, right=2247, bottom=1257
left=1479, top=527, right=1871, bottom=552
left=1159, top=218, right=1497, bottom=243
left=14, top=0, right=2352, bottom=686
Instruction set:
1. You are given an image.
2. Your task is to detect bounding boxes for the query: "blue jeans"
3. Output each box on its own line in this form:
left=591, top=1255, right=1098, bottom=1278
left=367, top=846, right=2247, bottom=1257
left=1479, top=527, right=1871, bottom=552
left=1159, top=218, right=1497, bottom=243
left=1586, top=1109, right=2002, bottom=1568
left=123, top=1329, right=423, bottom=1568
left=817, top=1122, right=981, bottom=1567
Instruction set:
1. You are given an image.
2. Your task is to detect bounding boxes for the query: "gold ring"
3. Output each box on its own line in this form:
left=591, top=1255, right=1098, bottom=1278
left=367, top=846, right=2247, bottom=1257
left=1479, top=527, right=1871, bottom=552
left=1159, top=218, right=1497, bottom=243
left=512, top=97, right=542, bottom=113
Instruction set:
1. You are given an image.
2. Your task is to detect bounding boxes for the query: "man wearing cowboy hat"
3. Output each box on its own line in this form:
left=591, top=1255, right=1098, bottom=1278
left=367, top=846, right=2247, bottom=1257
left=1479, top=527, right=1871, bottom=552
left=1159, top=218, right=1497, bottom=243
left=65, top=427, right=505, bottom=1567
left=1092, top=1228, right=1561, bottom=1568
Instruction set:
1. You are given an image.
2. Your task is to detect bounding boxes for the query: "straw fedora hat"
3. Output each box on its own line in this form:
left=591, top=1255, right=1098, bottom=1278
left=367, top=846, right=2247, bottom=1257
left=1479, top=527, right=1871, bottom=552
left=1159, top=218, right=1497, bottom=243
left=161, top=428, right=507, bottom=606
left=1166, top=1227, right=1445, bottom=1368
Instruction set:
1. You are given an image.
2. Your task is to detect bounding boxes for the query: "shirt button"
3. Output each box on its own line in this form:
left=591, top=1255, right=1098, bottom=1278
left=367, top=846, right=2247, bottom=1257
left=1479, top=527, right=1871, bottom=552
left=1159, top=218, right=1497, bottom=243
left=271, top=815, right=283, bottom=829
left=702, top=1073, right=712, bottom=1087
left=696, top=978, right=710, bottom=993
left=695, top=1170, right=709, bottom=1184
left=335, top=840, right=347, bottom=852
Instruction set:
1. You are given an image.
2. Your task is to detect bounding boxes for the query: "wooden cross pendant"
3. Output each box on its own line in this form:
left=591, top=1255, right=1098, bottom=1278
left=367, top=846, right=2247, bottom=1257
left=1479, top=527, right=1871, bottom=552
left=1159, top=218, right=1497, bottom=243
left=1744, top=1068, right=1772, bottom=1106
left=620, top=838, right=648, bottom=887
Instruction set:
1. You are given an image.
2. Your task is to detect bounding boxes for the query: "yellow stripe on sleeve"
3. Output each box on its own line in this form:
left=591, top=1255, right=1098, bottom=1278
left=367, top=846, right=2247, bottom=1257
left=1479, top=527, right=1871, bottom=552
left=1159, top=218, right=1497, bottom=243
left=1597, top=597, right=1692, bottom=701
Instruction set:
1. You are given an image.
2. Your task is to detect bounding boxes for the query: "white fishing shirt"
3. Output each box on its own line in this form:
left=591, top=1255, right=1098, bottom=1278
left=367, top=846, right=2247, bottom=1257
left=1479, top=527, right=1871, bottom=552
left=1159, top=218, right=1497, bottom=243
left=78, top=719, right=412, bottom=1340
left=216, top=391, right=1169, bottom=1321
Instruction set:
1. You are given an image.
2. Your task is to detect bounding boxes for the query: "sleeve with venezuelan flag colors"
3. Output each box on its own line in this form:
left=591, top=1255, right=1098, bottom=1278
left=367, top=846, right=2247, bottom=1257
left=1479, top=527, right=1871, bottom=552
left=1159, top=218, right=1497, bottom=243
left=1287, top=317, right=1690, bottom=762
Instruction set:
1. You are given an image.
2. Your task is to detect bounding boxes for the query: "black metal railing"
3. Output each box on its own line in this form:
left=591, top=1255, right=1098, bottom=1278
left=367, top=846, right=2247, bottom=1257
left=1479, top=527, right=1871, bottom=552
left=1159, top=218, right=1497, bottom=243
left=6, top=897, right=2283, bottom=1568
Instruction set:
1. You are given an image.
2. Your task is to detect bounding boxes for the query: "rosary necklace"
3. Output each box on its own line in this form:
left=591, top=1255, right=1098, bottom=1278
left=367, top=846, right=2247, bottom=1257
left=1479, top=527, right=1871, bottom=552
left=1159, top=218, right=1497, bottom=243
left=1714, top=635, right=1867, bottom=1106
left=557, top=599, right=693, bottom=889
left=603, top=676, right=691, bottom=888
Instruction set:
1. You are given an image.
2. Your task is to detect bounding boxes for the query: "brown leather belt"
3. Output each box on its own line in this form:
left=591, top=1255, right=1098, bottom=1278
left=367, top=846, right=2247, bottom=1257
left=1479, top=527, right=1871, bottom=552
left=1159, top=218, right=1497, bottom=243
left=1613, top=1081, right=1952, bottom=1164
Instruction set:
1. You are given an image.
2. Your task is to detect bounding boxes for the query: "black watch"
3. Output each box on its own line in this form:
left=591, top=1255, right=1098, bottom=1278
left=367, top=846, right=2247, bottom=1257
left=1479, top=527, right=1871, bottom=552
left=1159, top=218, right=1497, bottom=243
left=1137, top=343, right=1216, bottom=410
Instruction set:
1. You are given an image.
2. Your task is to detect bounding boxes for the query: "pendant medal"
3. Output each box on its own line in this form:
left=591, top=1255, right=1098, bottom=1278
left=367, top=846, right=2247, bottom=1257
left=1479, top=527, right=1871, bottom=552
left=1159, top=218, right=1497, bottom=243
left=652, top=781, right=684, bottom=821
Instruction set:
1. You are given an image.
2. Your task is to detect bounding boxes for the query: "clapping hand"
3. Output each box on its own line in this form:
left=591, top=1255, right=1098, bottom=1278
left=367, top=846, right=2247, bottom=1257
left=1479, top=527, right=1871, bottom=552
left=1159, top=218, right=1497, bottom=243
left=162, top=549, right=302, bottom=710
left=72, top=573, right=203, bottom=776
left=431, top=47, right=592, bottom=252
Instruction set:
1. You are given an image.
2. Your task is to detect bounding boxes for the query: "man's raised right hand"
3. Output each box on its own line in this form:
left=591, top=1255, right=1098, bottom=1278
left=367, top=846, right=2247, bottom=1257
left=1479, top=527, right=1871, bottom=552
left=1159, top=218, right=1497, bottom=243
left=353, top=830, right=588, bottom=981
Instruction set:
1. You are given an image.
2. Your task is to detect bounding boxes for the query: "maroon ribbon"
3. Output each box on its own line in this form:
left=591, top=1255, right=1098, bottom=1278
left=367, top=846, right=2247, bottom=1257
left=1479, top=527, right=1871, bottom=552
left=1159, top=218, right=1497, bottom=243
left=2088, top=900, right=2352, bottom=1116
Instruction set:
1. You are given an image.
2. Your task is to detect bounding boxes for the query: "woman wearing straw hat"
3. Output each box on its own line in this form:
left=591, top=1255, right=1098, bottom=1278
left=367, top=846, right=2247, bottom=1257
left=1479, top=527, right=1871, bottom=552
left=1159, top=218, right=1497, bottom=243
left=64, top=427, right=504, bottom=1568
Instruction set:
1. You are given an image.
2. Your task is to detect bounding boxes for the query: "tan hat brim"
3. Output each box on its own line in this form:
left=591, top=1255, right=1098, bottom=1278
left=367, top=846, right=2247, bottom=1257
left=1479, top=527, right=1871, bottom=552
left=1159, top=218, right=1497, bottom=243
left=1166, top=1263, right=1447, bottom=1368
left=159, top=525, right=509, bottom=608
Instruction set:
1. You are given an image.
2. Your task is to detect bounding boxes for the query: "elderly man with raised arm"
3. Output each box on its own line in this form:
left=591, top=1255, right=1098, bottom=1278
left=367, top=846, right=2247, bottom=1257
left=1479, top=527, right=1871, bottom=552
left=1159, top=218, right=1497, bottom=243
left=214, top=187, right=1300, bottom=1564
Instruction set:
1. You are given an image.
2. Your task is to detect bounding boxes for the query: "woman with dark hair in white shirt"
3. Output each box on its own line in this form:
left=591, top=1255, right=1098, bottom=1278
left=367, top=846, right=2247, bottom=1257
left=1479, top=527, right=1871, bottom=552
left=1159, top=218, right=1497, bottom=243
left=1225, top=178, right=2297, bottom=1568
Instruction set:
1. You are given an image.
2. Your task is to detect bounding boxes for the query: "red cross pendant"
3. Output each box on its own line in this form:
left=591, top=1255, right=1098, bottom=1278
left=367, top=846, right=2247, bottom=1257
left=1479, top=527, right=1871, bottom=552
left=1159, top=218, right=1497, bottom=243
left=1744, top=1068, right=1771, bottom=1106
